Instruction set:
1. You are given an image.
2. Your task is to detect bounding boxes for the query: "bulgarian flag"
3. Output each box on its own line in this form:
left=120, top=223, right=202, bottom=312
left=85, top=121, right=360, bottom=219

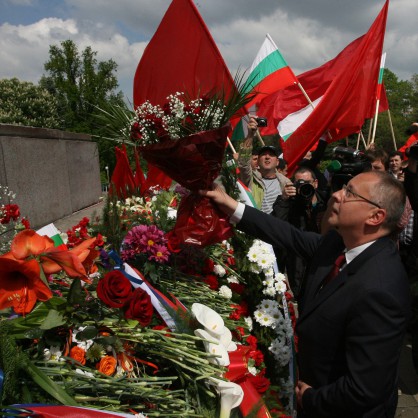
left=257, top=0, right=390, bottom=173
left=370, top=52, right=387, bottom=143
left=231, top=34, right=298, bottom=141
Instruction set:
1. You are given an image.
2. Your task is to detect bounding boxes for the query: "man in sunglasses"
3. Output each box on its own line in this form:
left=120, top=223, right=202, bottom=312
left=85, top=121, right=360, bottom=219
left=200, top=170, right=410, bottom=418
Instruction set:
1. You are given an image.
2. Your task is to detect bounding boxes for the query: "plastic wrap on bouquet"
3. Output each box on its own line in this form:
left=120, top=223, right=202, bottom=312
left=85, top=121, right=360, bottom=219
left=140, top=124, right=233, bottom=247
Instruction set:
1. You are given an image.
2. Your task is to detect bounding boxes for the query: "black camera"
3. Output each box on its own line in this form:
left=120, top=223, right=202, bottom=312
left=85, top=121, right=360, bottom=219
left=294, top=179, right=315, bottom=200
left=256, top=117, right=268, bottom=127
left=327, top=146, right=371, bottom=192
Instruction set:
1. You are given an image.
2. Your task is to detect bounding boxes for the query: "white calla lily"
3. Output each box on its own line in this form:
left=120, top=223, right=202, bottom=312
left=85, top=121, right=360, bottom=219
left=194, top=328, right=230, bottom=366
left=218, top=326, right=237, bottom=352
left=192, top=303, right=225, bottom=337
left=208, top=377, right=244, bottom=418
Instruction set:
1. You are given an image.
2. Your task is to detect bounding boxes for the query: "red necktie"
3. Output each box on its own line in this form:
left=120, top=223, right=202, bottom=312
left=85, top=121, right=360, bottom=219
left=323, top=253, right=346, bottom=286
left=316, top=253, right=346, bottom=296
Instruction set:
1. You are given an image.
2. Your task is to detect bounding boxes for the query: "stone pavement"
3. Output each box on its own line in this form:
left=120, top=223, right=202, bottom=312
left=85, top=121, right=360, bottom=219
left=49, top=201, right=418, bottom=416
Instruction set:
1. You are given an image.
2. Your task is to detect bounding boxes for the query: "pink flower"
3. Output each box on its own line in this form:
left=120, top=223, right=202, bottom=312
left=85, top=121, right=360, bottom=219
left=148, top=244, right=170, bottom=263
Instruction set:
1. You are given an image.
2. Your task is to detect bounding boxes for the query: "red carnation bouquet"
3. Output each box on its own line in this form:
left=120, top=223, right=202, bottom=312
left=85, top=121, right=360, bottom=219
left=128, top=92, right=247, bottom=247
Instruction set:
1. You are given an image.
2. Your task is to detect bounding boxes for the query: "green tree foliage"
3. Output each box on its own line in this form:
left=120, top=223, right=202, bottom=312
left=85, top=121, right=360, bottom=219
left=40, top=39, right=127, bottom=172
left=340, top=69, right=418, bottom=153
left=0, top=78, right=60, bottom=128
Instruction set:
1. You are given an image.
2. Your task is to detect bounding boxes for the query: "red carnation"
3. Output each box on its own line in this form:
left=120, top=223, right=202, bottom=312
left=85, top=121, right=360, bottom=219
left=97, top=270, right=133, bottom=308
left=203, top=274, right=219, bottom=290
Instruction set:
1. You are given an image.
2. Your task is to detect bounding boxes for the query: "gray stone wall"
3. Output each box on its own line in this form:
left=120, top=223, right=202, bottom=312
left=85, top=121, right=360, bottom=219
left=0, top=124, right=102, bottom=229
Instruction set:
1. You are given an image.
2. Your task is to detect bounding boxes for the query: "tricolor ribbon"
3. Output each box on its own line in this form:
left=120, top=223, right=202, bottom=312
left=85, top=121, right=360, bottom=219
left=107, top=251, right=185, bottom=331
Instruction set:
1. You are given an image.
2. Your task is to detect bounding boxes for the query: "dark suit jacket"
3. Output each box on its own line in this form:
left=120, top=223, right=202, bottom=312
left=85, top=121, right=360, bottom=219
left=238, top=205, right=411, bottom=418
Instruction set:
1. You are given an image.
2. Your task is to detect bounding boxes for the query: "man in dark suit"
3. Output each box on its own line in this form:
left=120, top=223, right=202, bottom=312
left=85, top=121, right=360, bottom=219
left=201, top=170, right=410, bottom=417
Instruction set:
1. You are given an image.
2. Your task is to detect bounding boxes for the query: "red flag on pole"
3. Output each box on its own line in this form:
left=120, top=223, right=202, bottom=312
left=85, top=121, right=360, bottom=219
left=110, top=144, right=136, bottom=199
left=133, top=0, right=237, bottom=190
left=266, top=0, right=389, bottom=173
left=133, top=0, right=236, bottom=108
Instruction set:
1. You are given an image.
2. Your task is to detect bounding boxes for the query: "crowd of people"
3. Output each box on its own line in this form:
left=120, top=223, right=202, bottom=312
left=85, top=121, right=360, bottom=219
left=201, top=117, right=418, bottom=417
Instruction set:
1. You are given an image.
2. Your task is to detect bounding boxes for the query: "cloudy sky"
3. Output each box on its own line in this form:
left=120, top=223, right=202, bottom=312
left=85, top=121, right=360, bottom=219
left=0, top=0, right=416, bottom=103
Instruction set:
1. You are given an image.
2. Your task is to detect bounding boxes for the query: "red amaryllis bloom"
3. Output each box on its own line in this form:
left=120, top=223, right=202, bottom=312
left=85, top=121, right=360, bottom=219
left=97, top=270, right=133, bottom=308
left=0, top=258, right=52, bottom=314
left=124, top=288, right=153, bottom=326
left=4, top=229, right=96, bottom=279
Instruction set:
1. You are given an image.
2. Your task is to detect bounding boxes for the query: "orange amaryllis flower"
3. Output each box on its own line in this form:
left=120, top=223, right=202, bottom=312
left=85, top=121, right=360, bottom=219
left=7, top=230, right=96, bottom=279
left=0, top=258, right=52, bottom=314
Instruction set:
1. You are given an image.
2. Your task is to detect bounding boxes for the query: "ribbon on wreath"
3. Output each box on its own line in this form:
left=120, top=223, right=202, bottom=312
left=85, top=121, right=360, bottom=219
left=225, top=345, right=272, bottom=417
left=108, top=251, right=186, bottom=331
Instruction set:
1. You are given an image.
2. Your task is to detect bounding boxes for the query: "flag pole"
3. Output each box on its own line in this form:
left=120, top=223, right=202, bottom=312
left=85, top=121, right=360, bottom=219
left=370, top=53, right=386, bottom=144
left=226, top=137, right=237, bottom=154
left=387, top=109, right=397, bottom=150
left=356, top=132, right=361, bottom=150
left=360, top=131, right=368, bottom=149
left=295, top=81, right=333, bottom=140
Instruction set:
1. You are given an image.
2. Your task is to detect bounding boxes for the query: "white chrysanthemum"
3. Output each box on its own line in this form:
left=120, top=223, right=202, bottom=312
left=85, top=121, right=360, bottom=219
left=213, top=264, right=226, bottom=277
left=264, top=267, right=275, bottom=279
left=259, top=299, right=278, bottom=311
left=247, top=246, right=259, bottom=263
left=275, top=272, right=286, bottom=282
left=256, top=313, right=276, bottom=328
left=274, top=280, right=287, bottom=294
left=244, top=316, right=253, bottom=331
left=263, top=277, right=274, bottom=287
left=253, top=309, right=264, bottom=322
left=262, top=286, right=276, bottom=297
left=257, top=252, right=276, bottom=270
left=219, top=285, right=232, bottom=299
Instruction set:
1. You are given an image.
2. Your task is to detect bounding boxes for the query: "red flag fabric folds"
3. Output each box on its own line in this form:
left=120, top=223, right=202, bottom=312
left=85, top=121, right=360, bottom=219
left=133, top=0, right=236, bottom=108
left=109, top=144, right=136, bottom=199
left=258, top=0, right=389, bottom=172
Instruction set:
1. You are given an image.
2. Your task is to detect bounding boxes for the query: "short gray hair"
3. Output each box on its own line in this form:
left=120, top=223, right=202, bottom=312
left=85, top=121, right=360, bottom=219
left=367, top=171, right=405, bottom=232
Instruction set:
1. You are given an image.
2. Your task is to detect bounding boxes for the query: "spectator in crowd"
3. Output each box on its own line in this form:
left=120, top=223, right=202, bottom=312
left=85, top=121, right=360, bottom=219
left=201, top=170, right=410, bottom=418
left=389, top=150, right=404, bottom=180
left=272, top=166, right=329, bottom=297
left=237, top=116, right=291, bottom=214
left=365, top=147, right=389, bottom=171
left=298, top=137, right=330, bottom=193
left=277, top=158, right=288, bottom=177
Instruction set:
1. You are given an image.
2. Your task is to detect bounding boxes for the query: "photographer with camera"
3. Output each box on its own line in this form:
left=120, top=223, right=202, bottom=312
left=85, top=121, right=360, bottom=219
left=237, top=116, right=291, bottom=214
left=272, top=166, right=329, bottom=297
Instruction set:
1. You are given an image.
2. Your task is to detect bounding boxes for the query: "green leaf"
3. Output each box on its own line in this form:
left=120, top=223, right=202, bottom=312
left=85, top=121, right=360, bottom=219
left=67, top=278, right=85, bottom=305
left=77, top=325, right=98, bottom=340
left=40, top=309, right=66, bottom=330
left=24, top=359, right=78, bottom=406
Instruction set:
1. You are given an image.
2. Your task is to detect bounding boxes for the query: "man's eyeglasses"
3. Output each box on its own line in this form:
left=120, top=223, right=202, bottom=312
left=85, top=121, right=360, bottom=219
left=342, top=184, right=382, bottom=209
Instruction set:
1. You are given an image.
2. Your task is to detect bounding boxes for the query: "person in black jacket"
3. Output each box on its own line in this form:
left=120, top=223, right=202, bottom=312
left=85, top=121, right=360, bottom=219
left=201, top=170, right=409, bottom=417
left=272, top=166, right=329, bottom=298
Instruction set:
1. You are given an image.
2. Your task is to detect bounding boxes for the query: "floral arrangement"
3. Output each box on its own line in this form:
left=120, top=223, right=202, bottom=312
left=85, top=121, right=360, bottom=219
left=128, top=92, right=227, bottom=146
left=0, top=183, right=296, bottom=417
left=0, top=186, right=30, bottom=253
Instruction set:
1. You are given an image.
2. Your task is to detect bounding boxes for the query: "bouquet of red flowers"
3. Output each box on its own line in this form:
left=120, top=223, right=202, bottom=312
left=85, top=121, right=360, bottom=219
left=129, top=93, right=243, bottom=247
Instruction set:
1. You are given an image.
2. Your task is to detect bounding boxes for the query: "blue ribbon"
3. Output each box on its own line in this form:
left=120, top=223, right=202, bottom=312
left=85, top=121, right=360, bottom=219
left=108, top=250, right=143, bottom=285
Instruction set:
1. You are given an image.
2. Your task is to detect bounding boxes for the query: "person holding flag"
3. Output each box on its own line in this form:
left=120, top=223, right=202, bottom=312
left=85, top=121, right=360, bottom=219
left=237, top=116, right=291, bottom=214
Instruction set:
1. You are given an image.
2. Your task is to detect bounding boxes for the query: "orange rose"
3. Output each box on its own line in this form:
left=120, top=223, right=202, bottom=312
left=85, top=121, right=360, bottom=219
left=97, top=355, right=117, bottom=376
left=70, top=346, right=86, bottom=365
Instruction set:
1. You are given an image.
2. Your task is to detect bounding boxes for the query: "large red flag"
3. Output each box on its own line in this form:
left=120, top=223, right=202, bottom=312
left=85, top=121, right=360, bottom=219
left=133, top=0, right=236, bottom=108
left=133, top=0, right=237, bottom=190
left=281, top=0, right=388, bottom=172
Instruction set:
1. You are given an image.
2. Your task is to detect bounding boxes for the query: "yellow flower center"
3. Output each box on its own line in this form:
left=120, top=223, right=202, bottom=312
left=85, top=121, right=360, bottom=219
left=148, top=239, right=154, bottom=246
